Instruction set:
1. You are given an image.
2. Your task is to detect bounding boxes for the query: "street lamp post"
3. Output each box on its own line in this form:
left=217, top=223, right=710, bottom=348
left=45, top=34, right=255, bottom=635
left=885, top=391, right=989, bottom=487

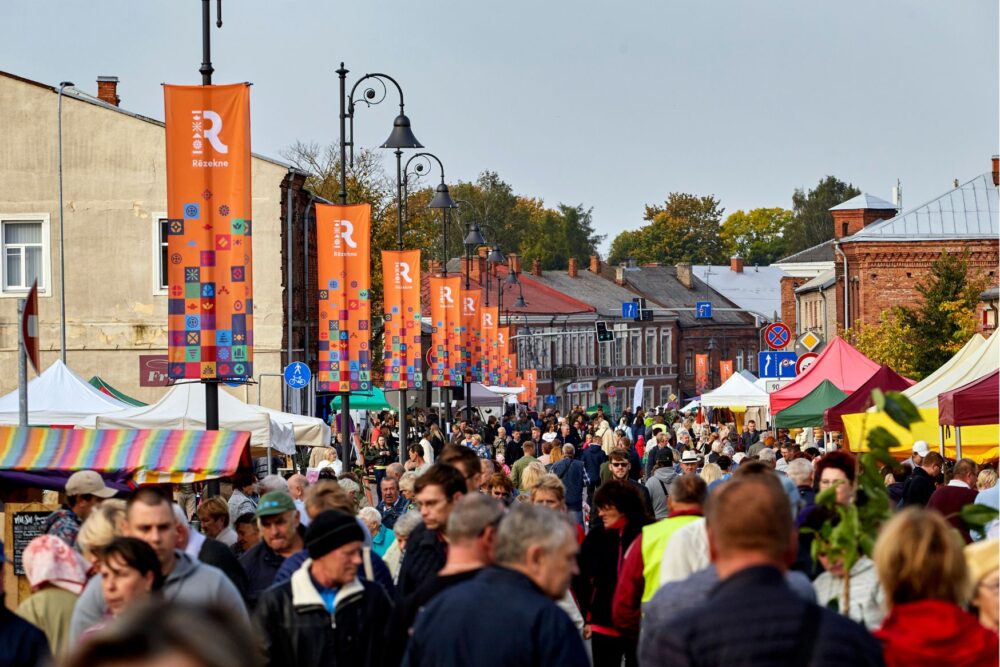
left=337, top=63, right=422, bottom=466
left=457, top=204, right=486, bottom=421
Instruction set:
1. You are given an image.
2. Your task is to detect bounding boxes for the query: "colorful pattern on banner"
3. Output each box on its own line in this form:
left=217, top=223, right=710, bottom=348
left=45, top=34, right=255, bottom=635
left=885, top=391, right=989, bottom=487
left=382, top=250, right=422, bottom=390
left=429, top=276, right=462, bottom=386
left=519, top=369, right=538, bottom=405
left=460, top=290, right=482, bottom=383
left=317, top=204, right=371, bottom=393
left=164, top=84, right=253, bottom=381
left=720, top=360, right=734, bottom=384
left=498, top=326, right=511, bottom=386
left=481, top=306, right=499, bottom=385
left=695, top=353, right=709, bottom=395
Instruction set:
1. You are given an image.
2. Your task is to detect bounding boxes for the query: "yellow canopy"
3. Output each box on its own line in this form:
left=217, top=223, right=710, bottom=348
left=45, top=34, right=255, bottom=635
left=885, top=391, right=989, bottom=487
left=842, top=409, right=999, bottom=464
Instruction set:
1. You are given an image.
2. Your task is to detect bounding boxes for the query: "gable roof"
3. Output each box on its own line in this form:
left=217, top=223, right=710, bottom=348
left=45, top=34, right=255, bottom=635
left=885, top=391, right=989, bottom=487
left=843, top=173, right=998, bottom=242
left=829, top=193, right=898, bottom=211
left=692, top=265, right=786, bottom=321
left=795, top=269, right=836, bottom=294
left=528, top=268, right=657, bottom=318
left=612, top=265, right=756, bottom=326
left=774, top=239, right=835, bottom=265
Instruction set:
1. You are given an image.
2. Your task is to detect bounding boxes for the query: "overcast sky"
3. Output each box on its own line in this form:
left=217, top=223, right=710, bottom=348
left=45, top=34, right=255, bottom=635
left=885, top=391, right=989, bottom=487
left=3, top=1, right=996, bottom=252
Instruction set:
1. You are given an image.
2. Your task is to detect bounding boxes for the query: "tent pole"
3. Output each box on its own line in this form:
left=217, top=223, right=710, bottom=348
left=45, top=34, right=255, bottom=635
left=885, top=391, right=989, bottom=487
left=955, top=426, right=963, bottom=460
left=938, top=425, right=945, bottom=457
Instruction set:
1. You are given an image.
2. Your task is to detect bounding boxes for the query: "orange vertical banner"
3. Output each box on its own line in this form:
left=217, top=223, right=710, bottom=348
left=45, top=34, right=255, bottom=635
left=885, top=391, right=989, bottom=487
left=429, top=276, right=462, bottom=386
left=481, top=306, right=499, bottom=385
left=164, top=83, right=253, bottom=381
left=460, top=290, right=482, bottom=383
left=498, top=326, right=511, bottom=386
left=382, top=250, right=422, bottom=391
left=316, top=204, right=371, bottom=393
left=695, top=353, right=709, bottom=395
left=719, top=360, right=734, bottom=384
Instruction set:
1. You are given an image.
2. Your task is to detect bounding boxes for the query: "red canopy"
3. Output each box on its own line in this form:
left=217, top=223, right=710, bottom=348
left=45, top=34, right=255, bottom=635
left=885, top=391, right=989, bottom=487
left=938, top=369, right=999, bottom=427
left=823, top=365, right=915, bottom=432
left=770, top=337, right=881, bottom=413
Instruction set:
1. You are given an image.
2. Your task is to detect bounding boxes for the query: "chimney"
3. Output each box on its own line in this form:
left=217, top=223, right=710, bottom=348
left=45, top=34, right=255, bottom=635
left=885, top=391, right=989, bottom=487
left=507, top=253, right=520, bottom=275
left=590, top=254, right=601, bottom=273
left=615, top=266, right=626, bottom=286
left=730, top=256, right=744, bottom=273
left=993, top=155, right=999, bottom=187
left=96, top=76, right=120, bottom=107
left=427, top=259, right=442, bottom=275
left=568, top=258, right=578, bottom=278
left=470, top=247, right=487, bottom=283
left=531, top=259, right=542, bottom=277
left=676, top=263, right=693, bottom=289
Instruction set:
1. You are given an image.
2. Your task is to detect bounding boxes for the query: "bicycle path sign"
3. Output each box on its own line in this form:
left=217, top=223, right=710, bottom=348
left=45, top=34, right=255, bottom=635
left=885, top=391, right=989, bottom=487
left=764, top=322, right=792, bottom=350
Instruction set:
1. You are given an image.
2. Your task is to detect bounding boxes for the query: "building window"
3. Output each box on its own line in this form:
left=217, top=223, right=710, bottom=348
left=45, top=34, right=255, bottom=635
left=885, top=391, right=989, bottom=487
left=630, top=329, right=641, bottom=366
left=747, top=348, right=755, bottom=371
left=660, top=385, right=673, bottom=405
left=684, top=350, right=693, bottom=375
left=645, top=329, right=657, bottom=366
left=660, top=328, right=672, bottom=365
left=1, top=216, right=50, bottom=295
left=736, top=349, right=744, bottom=371
left=600, top=341, right=612, bottom=368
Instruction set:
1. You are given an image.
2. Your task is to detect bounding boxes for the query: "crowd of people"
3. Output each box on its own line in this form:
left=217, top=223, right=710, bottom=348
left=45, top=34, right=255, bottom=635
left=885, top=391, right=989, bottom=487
left=1, top=404, right=998, bottom=667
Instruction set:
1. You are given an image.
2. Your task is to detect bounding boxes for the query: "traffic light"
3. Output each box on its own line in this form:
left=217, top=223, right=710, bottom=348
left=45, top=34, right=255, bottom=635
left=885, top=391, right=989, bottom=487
left=595, top=321, right=615, bottom=342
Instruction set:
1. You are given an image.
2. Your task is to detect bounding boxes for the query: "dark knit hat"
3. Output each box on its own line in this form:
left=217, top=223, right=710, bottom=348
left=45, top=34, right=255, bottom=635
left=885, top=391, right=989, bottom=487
left=305, top=510, right=364, bottom=560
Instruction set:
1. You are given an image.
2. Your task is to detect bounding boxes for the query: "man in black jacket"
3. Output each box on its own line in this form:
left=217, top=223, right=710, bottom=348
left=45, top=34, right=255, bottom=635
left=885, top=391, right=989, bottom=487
left=240, top=492, right=305, bottom=608
left=900, top=451, right=943, bottom=508
left=639, top=472, right=883, bottom=666
left=254, top=510, right=392, bottom=667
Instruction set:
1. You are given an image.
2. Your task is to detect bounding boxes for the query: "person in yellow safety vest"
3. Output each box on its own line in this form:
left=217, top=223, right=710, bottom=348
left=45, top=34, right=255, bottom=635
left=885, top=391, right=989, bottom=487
left=610, top=474, right=707, bottom=640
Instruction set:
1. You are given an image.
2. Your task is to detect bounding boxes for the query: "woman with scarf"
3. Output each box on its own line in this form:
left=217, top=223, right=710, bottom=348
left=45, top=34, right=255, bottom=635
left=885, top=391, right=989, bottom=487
left=572, top=480, right=650, bottom=667
left=16, top=534, right=92, bottom=659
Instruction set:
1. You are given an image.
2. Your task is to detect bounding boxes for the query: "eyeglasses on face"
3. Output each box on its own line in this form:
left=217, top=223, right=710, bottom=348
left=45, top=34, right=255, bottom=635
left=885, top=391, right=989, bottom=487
left=610, top=462, right=629, bottom=468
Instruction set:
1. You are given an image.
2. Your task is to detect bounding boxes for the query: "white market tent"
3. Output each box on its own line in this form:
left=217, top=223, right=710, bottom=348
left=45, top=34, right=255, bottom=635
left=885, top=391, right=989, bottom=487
left=86, top=382, right=295, bottom=455
left=259, top=406, right=331, bottom=448
left=0, top=360, right=128, bottom=426
left=901, top=332, right=997, bottom=408
left=699, top=373, right=770, bottom=408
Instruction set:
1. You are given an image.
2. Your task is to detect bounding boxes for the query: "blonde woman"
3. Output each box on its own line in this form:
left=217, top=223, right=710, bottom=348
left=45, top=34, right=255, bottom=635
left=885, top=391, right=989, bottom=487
left=76, top=498, right=126, bottom=564
left=977, top=468, right=998, bottom=492
left=519, top=461, right=548, bottom=496
left=699, top=462, right=723, bottom=486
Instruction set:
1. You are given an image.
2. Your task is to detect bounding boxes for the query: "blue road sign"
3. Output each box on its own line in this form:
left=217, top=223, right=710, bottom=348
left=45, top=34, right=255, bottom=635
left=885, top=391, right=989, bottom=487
left=695, top=301, right=713, bottom=319
left=622, top=301, right=639, bottom=319
left=544, top=394, right=558, bottom=405
left=758, top=351, right=798, bottom=379
left=284, top=361, right=312, bottom=389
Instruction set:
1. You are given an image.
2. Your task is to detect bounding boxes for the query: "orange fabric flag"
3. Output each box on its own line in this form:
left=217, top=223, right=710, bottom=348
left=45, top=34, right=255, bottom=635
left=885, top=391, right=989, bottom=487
left=382, top=250, right=422, bottom=390
left=429, top=276, right=462, bottom=386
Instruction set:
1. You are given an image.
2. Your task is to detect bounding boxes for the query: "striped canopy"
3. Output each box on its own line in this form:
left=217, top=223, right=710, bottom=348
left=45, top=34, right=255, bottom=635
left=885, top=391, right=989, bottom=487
left=0, top=426, right=250, bottom=484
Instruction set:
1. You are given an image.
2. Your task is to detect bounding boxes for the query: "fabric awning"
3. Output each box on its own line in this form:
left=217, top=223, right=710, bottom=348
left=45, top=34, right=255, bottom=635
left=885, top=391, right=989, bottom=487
left=769, top=337, right=881, bottom=413
left=699, top=373, right=770, bottom=408
left=0, top=360, right=127, bottom=426
left=89, top=376, right=147, bottom=407
left=330, top=387, right=392, bottom=411
left=823, top=365, right=914, bottom=432
left=938, top=370, right=999, bottom=427
left=902, top=332, right=998, bottom=409
left=773, top=380, right=847, bottom=428
left=843, top=409, right=998, bottom=464
left=0, top=426, right=251, bottom=484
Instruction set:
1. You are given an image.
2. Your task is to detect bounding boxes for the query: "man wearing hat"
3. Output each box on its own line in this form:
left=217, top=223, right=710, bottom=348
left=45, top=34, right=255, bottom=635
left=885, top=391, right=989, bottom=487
left=240, top=491, right=305, bottom=608
left=679, top=450, right=701, bottom=476
left=254, top=509, right=392, bottom=667
left=902, top=440, right=930, bottom=471
left=43, top=470, right=116, bottom=548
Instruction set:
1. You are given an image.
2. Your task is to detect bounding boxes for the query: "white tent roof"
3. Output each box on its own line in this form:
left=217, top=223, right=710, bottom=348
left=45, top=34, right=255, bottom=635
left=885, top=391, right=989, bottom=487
left=88, top=383, right=295, bottom=455
left=463, top=383, right=505, bottom=408
left=259, top=406, right=331, bottom=448
left=902, top=331, right=998, bottom=408
left=699, top=373, right=770, bottom=408
left=0, top=360, right=128, bottom=426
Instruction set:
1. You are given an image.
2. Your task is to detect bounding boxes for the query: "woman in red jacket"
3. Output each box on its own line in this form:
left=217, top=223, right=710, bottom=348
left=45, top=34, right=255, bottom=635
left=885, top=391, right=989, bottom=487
left=572, top=481, right=650, bottom=667
left=874, top=507, right=998, bottom=667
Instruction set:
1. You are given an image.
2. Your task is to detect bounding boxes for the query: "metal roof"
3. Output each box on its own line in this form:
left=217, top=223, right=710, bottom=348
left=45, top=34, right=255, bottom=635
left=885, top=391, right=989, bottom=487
left=774, top=239, right=836, bottom=265
left=843, top=174, right=998, bottom=242
left=795, top=269, right=836, bottom=294
left=614, top=266, right=756, bottom=327
left=530, top=268, right=664, bottom=318
left=692, top=265, right=786, bottom=321
left=829, top=193, right=898, bottom=211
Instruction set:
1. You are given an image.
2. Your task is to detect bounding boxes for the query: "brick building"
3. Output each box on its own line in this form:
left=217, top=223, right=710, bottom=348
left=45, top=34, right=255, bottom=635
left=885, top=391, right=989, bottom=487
left=773, top=240, right=836, bottom=336
left=832, top=161, right=999, bottom=330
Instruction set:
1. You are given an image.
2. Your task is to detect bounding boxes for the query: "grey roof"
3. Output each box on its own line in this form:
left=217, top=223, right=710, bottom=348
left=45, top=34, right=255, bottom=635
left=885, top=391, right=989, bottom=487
left=829, top=193, right=898, bottom=211
left=692, top=265, right=786, bottom=321
left=795, top=269, right=836, bottom=294
left=843, top=174, right=998, bottom=242
left=774, top=239, right=835, bottom=264
left=981, top=287, right=999, bottom=301
left=614, top=266, right=756, bottom=327
left=530, top=268, right=652, bottom=318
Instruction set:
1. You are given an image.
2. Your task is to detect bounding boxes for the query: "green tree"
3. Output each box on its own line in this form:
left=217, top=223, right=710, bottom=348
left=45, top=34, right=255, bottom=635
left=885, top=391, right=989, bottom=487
left=520, top=204, right=604, bottom=270
left=898, top=251, right=989, bottom=378
left=720, top=207, right=792, bottom=265
left=844, top=308, right=919, bottom=379
left=607, top=192, right=727, bottom=266
left=785, top=176, right=860, bottom=255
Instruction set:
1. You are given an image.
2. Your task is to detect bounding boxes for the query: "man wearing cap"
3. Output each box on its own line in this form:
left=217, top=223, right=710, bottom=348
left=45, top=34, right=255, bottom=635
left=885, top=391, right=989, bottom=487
left=254, top=509, right=393, bottom=667
left=679, top=450, right=701, bottom=476
left=903, top=440, right=930, bottom=471
left=43, top=470, right=116, bottom=548
left=240, top=491, right=305, bottom=608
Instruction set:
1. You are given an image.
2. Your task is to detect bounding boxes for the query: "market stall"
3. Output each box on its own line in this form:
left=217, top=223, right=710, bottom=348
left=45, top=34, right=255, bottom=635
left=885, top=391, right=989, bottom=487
left=938, top=370, right=1000, bottom=459
left=823, top=365, right=914, bottom=433
left=769, top=337, right=881, bottom=413
left=88, top=376, right=147, bottom=407
left=699, top=373, right=770, bottom=429
left=773, top=380, right=847, bottom=429
left=0, top=360, right=128, bottom=426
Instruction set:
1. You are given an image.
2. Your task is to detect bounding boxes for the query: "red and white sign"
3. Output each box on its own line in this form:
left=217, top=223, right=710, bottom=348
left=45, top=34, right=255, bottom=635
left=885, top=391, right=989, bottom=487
left=21, top=280, right=39, bottom=374
left=139, top=354, right=170, bottom=387
left=764, top=322, right=792, bottom=350
left=796, top=352, right=819, bottom=375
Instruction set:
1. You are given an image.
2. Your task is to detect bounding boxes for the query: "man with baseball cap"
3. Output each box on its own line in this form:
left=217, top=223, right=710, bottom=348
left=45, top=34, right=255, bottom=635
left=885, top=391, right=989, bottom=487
left=254, top=509, right=393, bottom=666
left=903, top=440, right=930, bottom=471
left=43, top=470, right=116, bottom=548
left=240, top=491, right=304, bottom=608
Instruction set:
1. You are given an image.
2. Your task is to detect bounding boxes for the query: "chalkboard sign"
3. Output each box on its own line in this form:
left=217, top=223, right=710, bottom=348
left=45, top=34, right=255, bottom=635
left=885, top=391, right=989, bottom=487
left=12, top=511, right=51, bottom=576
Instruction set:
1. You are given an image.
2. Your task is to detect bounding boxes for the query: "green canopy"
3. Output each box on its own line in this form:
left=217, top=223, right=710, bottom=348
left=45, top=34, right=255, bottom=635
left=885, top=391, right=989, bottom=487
left=773, top=380, right=848, bottom=429
left=585, top=403, right=611, bottom=416
left=329, top=386, right=392, bottom=411
left=88, top=376, right=147, bottom=407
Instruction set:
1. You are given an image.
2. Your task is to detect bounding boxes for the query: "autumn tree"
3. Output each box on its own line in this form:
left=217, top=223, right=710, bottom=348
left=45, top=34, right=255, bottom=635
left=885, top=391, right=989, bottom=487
left=720, top=207, right=792, bottom=265
left=784, top=176, right=861, bottom=255
left=607, top=193, right=727, bottom=266
left=844, top=309, right=919, bottom=379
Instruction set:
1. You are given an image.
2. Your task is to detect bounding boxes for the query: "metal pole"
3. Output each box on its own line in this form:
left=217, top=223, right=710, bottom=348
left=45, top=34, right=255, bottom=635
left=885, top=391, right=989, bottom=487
left=57, top=82, right=73, bottom=364
left=18, top=299, right=28, bottom=427
left=336, top=62, right=351, bottom=467
left=285, top=173, right=294, bottom=413
left=302, top=195, right=315, bottom=390
left=464, top=239, right=472, bottom=421
left=395, top=148, right=408, bottom=464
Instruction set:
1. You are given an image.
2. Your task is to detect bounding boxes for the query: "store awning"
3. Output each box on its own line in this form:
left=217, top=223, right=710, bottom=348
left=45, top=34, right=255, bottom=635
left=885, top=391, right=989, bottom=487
left=939, top=370, right=999, bottom=427
left=89, top=376, right=147, bottom=407
left=330, top=387, right=392, bottom=411
left=823, top=365, right=914, bottom=433
left=773, top=380, right=847, bottom=428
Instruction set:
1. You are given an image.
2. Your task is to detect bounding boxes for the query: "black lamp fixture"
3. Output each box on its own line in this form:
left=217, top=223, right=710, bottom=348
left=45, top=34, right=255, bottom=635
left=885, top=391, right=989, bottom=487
left=487, top=245, right=505, bottom=264
left=464, top=222, right=487, bottom=247
left=506, top=269, right=520, bottom=285
left=381, top=113, right=422, bottom=150
left=429, top=181, right=456, bottom=209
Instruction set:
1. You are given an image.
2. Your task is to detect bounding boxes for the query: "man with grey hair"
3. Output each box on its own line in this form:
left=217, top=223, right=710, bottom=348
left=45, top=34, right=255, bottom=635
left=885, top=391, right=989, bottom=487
left=758, top=447, right=777, bottom=469
left=388, top=494, right=504, bottom=664
left=786, top=458, right=815, bottom=508
left=287, top=473, right=310, bottom=526
left=258, top=474, right=289, bottom=495
left=386, top=461, right=406, bottom=482
left=403, top=504, right=588, bottom=666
